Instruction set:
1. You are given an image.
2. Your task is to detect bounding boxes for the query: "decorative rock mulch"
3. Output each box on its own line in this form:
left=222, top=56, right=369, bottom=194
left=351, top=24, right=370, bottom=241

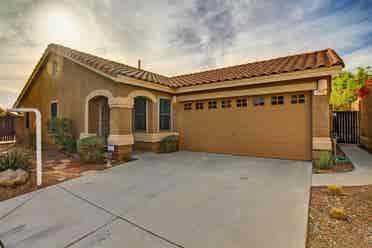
left=307, top=185, right=372, bottom=248
left=53, top=164, right=67, bottom=170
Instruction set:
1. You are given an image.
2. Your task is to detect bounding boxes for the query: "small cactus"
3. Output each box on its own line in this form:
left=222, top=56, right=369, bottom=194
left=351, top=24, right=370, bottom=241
left=327, top=185, right=343, bottom=195
left=329, top=207, right=347, bottom=220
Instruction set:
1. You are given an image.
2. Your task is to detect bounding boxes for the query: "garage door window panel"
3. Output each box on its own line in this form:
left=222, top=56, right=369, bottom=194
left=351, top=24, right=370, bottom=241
left=221, top=99, right=231, bottom=108
left=236, top=98, right=247, bottom=108
left=184, top=103, right=192, bottom=110
left=271, top=96, right=284, bottom=105
left=253, top=96, right=265, bottom=106
left=291, top=94, right=306, bottom=104
left=196, top=102, right=204, bottom=110
left=208, top=100, right=217, bottom=109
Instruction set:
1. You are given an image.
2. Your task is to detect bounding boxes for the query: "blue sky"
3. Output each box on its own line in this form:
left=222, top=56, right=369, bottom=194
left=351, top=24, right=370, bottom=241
left=0, top=0, right=371, bottom=107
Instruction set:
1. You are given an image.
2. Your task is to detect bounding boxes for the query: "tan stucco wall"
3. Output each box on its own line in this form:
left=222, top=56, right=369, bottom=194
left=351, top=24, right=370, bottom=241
left=312, top=78, right=332, bottom=137
left=110, top=108, right=132, bottom=135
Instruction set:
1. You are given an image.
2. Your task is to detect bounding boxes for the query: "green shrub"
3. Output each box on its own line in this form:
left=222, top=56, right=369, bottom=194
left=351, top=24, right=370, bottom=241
left=47, top=118, right=76, bottom=153
left=318, top=151, right=332, bottom=169
left=0, top=148, right=31, bottom=172
left=160, top=135, right=179, bottom=153
left=77, top=136, right=105, bottom=163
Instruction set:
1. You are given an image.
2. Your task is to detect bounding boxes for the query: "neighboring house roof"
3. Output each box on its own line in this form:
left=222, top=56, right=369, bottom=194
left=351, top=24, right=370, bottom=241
left=14, top=43, right=344, bottom=107
left=0, top=107, right=20, bottom=118
left=366, top=78, right=372, bottom=87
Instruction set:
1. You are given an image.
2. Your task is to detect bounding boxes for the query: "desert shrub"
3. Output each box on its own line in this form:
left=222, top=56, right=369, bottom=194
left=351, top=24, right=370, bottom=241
left=47, top=118, right=76, bottom=153
left=160, top=135, right=179, bottom=153
left=318, top=151, right=332, bottom=169
left=0, top=148, right=31, bottom=172
left=77, top=136, right=105, bottom=163
left=329, top=207, right=347, bottom=220
left=327, top=185, right=343, bottom=195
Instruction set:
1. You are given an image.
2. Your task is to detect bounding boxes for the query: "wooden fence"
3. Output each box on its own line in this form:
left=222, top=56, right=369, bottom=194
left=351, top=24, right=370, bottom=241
left=0, top=135, right=16, bottom=143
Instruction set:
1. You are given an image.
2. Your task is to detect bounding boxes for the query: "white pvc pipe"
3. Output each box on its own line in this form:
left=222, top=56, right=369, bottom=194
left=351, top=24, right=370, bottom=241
left=7, top=108, right=42, bottom=186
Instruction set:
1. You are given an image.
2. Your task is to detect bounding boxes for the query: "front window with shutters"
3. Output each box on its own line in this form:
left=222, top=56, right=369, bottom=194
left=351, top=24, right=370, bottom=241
left=159, top=98, right=171, bottom=130
left=134, top=97, right=147, bottom=131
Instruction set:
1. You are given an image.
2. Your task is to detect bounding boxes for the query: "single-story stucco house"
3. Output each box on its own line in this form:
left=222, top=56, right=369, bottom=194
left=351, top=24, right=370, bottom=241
left=13, top=44, right=344, bottom=160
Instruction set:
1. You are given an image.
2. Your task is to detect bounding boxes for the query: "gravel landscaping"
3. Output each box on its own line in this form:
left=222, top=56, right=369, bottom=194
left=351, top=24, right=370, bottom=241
left=307, top=185, right=372, bottom=248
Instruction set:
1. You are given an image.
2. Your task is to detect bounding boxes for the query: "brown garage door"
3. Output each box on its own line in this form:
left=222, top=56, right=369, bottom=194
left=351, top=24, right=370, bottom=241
left=176, top=92, right=312, bottom=160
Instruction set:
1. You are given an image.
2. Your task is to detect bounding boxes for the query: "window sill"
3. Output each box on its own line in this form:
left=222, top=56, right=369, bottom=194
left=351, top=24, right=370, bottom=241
left=134, top=132, right=179, bottom=143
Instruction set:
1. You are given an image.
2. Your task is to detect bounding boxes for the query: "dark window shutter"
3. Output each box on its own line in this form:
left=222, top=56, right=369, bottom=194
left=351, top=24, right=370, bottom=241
left=159, top=99, right=171, bottom=130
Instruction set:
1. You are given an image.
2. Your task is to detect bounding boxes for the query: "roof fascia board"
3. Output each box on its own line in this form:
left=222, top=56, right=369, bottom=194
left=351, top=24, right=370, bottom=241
left=116, top=75, right=175, bottom=93
left=176, top=81, right=317, bottom=102
left=13, top=50, right=49, bottom=107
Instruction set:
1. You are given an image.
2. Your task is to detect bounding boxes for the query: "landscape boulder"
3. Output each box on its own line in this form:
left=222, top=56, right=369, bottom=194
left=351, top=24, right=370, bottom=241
left=0, top=169, right=29, bottom=187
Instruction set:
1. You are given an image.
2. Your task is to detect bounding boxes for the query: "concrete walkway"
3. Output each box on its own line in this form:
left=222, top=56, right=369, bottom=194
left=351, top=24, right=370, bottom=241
left=312, top=144, right=372, bottom=186
left=0, top=152, right=312, bottom=248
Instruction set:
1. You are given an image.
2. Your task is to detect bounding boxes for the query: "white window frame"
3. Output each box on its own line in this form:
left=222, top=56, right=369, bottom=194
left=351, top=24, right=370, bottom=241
left=50, top=100, right=59, bottom=118
left=158, top=96, right=172, bottom=132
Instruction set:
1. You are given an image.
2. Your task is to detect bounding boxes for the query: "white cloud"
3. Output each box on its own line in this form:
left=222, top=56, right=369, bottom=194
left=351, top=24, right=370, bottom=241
left=344, top=45, right=372, bottom=70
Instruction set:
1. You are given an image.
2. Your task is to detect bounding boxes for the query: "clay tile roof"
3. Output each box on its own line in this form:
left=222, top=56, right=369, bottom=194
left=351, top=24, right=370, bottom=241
left=47, top=44, right=174, bottom=87
left=47, top=44, right=344, bottom=89
left=366, top=78, right=372, bottom=86
left=169, top=48, right=344, bottom=88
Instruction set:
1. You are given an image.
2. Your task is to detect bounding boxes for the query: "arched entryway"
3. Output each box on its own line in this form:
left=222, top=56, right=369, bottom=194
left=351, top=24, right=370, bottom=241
left=88, top=96, right=110, bottom=142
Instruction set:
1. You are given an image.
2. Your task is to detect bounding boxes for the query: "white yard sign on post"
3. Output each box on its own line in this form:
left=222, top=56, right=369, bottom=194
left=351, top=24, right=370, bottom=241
left=7, top=108, right=42, bottom=186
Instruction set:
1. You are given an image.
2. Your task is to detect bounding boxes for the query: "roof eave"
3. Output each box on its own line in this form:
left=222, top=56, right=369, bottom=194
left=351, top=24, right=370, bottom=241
left=173, top=65, right=343, bottom=94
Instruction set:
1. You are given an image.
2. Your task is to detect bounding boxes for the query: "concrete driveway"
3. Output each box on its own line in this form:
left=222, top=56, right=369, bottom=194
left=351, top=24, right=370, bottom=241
left=0, top=152, right=312, bottom=248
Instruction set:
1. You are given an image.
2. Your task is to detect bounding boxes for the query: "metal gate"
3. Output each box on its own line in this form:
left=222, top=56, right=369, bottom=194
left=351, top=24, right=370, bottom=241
left=332, top=111, right=359, bottom=144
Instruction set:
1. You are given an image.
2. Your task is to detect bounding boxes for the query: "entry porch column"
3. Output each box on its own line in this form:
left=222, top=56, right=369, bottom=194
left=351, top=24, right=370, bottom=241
left=108, top=97, right=134, bottom=160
